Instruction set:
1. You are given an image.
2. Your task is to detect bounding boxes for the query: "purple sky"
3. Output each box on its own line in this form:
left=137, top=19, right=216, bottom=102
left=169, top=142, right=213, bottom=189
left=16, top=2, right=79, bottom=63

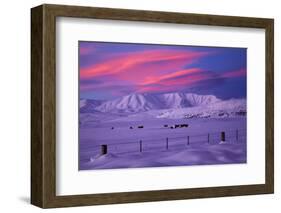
left=79, top=42, right=247, bottom=100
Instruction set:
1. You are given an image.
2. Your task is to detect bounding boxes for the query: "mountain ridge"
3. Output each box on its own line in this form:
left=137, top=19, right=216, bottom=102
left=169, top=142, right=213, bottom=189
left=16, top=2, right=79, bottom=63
left=80, top=92, right=244, bottom=114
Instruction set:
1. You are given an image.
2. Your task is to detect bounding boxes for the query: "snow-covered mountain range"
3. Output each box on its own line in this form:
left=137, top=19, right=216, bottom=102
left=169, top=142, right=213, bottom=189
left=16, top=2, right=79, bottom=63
left=155, top=98, right=246, bottom=119
left=80, top=99, right=104, bottom=113
left=81, top=93, right=222, bottom=113
left=80, top=92, right=246, bottom=119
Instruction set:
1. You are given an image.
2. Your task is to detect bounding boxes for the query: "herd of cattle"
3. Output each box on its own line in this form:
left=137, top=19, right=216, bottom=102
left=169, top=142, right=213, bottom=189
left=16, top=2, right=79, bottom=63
left=165, top=124, right=189, bottom=129
left=111, top=124, right=189, bottom=130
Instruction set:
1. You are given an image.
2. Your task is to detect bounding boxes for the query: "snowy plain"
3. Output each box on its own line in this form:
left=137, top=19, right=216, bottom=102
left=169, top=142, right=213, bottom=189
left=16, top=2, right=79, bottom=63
left=79, top=93, right=247, bottom=170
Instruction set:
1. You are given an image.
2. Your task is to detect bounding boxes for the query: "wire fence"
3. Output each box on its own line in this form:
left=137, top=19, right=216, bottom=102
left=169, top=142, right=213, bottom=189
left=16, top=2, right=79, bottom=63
left=79, top=129, right=246, bottom=162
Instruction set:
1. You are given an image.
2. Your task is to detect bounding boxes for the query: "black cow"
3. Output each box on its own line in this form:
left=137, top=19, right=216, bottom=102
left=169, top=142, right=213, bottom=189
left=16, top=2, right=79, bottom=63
left=138, top=125, right=144, bottom=129
left=180, top=124, right=189, bottom=128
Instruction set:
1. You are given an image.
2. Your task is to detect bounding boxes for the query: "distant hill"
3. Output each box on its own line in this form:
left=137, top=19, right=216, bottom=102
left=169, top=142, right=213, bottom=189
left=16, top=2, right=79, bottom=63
left=82, top=92, right=222, bottom=113
left=79, top=99, right=104, bottom=113
left=80, top=92, right=246, bottom=120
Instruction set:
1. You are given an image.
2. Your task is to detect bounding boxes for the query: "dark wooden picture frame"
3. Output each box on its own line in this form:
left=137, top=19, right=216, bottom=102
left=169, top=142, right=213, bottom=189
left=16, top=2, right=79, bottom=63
left=31, top=4, right=274, bottom=208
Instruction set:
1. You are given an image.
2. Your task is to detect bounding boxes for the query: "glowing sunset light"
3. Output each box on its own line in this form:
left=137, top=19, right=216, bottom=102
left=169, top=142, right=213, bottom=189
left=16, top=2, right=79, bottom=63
left=79, top=41, right=247, bottom=100
left=142, top=68, right=202, bottom=85
left=221, top=68, right=246, bottom=78
left=80, top=49, right=208, bottom=79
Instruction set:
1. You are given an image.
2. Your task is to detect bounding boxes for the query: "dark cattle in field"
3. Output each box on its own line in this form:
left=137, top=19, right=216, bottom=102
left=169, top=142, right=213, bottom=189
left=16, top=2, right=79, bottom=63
left=172, top=124, right=189, bottom=128
left=164, top=124, right=168, bottom=127
left=236, top=110, right=246, bottom=116
left=111, top=127, right=114, bottom=130
left=180, top=124, right=189, bottom=128
left=170, top=126, right=174, bottom=129
left=129, top=126, right=133, bottom=129
left=138, top=125, right=144, bottom=129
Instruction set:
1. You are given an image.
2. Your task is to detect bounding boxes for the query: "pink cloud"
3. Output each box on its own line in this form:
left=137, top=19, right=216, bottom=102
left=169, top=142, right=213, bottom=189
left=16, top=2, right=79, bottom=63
left=79, top=46, right=96, bottom=55
left=80, top=49, right=209, bottom=80
left=137, top=70, right=213, bottom=93
left=222, top=68, right=246, bottom=78
left=142, top=68, right=201, bottom=85
left=79, top=48, right=225, bottom=94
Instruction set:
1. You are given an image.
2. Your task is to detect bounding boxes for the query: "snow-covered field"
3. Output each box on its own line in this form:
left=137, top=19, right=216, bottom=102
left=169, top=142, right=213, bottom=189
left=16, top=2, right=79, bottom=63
left=79, top=93, right=247, bottom=170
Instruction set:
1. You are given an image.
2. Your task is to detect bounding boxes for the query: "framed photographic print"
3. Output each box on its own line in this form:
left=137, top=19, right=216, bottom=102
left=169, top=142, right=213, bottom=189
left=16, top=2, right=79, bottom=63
left=31, top=4, right=274, bottom=208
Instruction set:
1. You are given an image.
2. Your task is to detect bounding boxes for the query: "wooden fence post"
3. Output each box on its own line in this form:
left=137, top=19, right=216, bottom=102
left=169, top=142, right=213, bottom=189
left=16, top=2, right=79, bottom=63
left=166, top=138, right=169, bottom=150
left=207, top=133, right=210, bottom=144
left=187, top=136, right=190, bottom=146
left=236, top=129, right=239, bottom=141
left=140, top=140, right=142, bottom=152
left=221, top=131, right=226, bottom=142
left=101, top=145, right=107, bottom=155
